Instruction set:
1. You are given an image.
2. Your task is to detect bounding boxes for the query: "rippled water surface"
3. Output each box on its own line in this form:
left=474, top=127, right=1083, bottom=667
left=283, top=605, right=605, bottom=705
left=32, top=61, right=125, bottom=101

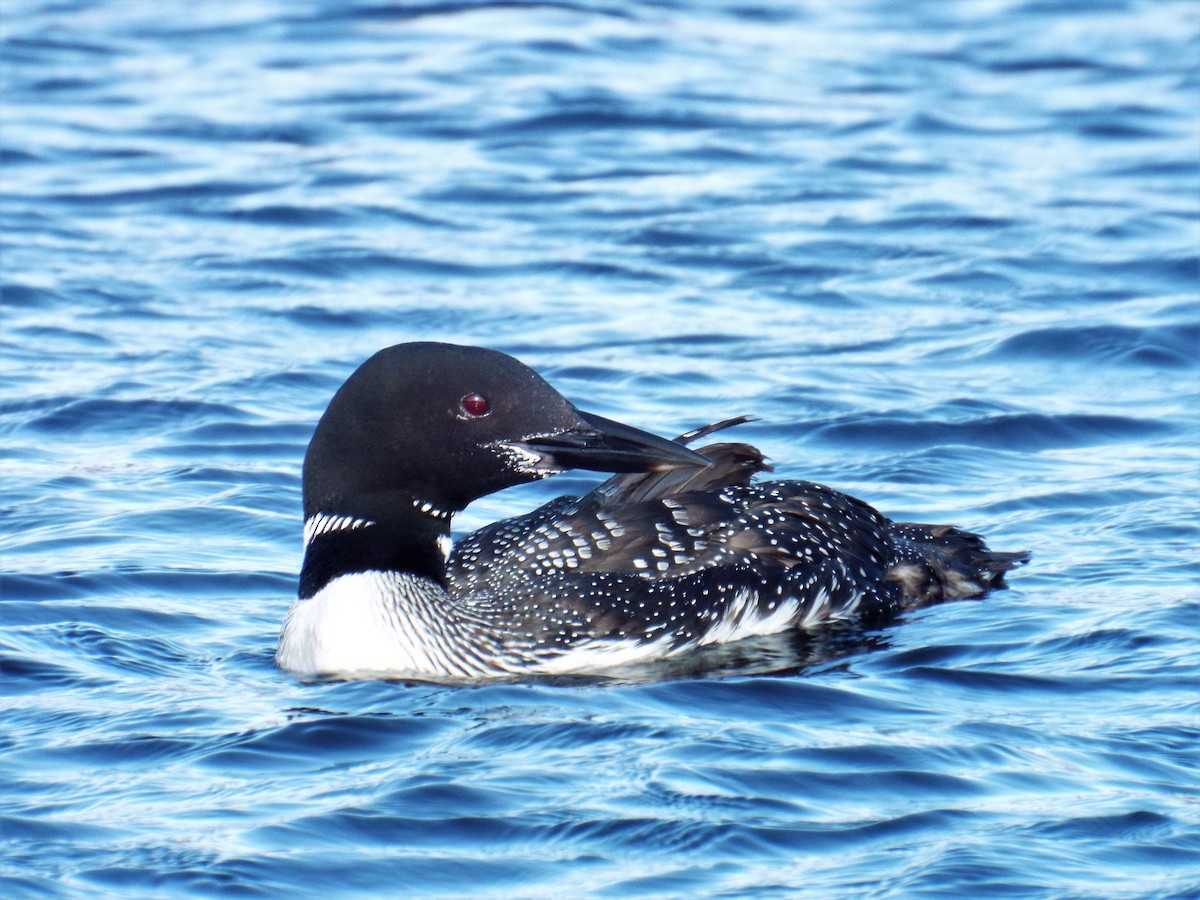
left=3, top=1, right=1198, bottom=897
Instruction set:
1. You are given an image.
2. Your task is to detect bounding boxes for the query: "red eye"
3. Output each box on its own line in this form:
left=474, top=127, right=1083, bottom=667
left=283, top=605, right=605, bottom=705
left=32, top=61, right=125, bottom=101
left=460, top=392, right=490, bottom=417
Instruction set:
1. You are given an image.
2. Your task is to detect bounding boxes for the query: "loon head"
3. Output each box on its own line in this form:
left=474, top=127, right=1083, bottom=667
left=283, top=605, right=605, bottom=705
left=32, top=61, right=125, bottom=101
left=302, top=342, right=710, bottom=528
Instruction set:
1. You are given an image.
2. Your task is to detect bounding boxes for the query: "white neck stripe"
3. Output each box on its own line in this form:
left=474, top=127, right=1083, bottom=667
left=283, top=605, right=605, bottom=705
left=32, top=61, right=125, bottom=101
left=304, top=513, right=376, bottom=547
left=412, top=498, right=454, bottom=521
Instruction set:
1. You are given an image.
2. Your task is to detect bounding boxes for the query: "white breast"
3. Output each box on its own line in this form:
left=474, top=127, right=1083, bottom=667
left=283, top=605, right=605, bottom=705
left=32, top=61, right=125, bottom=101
left=276, top=571, right=471, bottom=678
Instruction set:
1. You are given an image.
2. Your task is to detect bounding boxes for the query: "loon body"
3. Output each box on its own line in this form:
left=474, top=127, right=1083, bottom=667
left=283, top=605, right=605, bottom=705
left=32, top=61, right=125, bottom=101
left=277, top=342, right=1028, bottom=679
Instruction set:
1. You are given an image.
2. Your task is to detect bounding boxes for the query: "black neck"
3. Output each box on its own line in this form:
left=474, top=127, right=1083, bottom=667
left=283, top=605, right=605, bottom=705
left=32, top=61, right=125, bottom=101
left=298, top=511, right=448, bottom=599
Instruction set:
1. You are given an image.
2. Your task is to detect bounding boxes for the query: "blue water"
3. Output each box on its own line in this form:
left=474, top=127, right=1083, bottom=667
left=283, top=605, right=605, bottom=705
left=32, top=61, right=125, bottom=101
left=3, top=0, right=1198, bottom=896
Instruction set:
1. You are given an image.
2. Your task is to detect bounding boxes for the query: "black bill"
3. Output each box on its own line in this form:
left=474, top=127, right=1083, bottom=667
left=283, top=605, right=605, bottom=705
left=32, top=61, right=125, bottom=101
left=508, top=408, right=712, bottom=474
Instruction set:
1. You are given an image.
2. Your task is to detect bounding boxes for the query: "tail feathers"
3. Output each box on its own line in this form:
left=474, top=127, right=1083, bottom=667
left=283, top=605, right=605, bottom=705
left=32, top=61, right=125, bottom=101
left=885, top=522, right=1030, bottom=610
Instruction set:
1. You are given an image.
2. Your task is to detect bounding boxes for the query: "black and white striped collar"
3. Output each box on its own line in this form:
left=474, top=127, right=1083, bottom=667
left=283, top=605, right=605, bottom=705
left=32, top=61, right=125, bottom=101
left=411, top=497, right=454, bottom=521
left=303, top=513, right=375, bottom=547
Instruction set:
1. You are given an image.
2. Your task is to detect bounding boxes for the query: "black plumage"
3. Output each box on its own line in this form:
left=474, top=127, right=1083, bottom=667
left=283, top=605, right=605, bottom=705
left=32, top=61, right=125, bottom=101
left=450, top=423, right=1029, bottom=653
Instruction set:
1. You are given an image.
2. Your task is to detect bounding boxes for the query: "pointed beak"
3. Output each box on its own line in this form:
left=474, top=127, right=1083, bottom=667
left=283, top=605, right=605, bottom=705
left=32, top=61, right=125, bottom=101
left=508, top=408, right=712, bottom=474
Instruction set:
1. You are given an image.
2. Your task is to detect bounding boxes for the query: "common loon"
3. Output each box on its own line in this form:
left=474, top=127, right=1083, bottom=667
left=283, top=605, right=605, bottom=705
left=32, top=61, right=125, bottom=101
left=277, top=342, right=1028, bottom=679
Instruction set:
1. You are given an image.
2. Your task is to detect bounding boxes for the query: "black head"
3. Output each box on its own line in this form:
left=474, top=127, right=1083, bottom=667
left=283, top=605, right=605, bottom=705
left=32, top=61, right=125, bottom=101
left=302, top=342, right=709, bottom=525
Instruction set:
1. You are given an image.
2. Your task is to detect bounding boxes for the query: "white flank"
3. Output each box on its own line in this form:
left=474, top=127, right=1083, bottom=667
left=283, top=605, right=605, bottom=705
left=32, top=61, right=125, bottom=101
left=536, top=635, right=678, bottom=675
left=701, top=589, right=801, bottom=646
left=277, top=576, right=858, bottom=680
